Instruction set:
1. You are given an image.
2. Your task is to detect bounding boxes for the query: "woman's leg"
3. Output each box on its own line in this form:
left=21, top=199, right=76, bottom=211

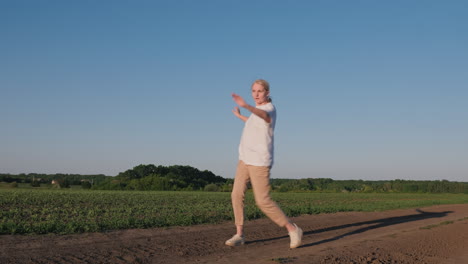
left=248, top=165, right=289, bottom=227
left=231, top=160, right=250, bottom=235
left=248, top=165, right=303, bottom=248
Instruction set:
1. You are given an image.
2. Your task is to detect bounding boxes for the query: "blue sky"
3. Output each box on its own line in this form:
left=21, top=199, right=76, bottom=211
left=1, top=0, right=467, bottom=181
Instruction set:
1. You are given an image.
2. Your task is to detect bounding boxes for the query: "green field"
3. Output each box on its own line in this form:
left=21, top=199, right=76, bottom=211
left=1, top=189, right=467, bottom=235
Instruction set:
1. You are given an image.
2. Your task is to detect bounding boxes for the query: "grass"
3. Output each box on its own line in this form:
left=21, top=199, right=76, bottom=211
left=420, top=220, right=455, bottom=230
left=1, top=189, right=468, bottom=235
left=270, top=257, right=297, bottom=263
left=420, top=216, right=468, bottom=229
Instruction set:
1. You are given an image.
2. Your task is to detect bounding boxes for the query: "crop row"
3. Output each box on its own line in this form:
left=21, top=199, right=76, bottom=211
left=1, top=189, right=467, bottom=235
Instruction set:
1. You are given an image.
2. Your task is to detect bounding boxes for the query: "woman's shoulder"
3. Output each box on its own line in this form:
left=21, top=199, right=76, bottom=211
left=258, top=102, right=275, bottom=111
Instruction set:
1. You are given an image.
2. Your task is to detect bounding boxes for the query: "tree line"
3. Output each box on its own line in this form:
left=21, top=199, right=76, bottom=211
left=92, top=164, right=228, bottom=191
left=270, top=178, right=468, bottom=194
left=1, top=165, right=467, bottom=193
left=0, top=173, right=109, bottom=188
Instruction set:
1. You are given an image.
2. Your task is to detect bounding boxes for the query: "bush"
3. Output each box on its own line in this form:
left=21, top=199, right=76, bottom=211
left=81, top=181, right=92, bottom=189
left=220, top=183, right=232, bottom=192
left=204, top=184, right=219, bottom=192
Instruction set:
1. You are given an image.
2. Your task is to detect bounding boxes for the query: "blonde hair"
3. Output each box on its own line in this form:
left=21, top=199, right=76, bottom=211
left=252, top=79, right=272, bottom=102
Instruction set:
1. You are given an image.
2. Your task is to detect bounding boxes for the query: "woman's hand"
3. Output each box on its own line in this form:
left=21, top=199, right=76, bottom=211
left=232, top=106, right=241, bottom=116
left=232, top=106, right=248, bottom=122
left=231, top=93, right=247, bottom=108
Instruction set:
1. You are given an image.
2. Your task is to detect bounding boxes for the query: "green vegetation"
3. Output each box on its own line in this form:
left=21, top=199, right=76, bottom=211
left=0, top=164, right=229, bottom=191
left=2, top=164, right=467, bottom=193
left=420, top=220, right=455, bottom=230
left=270, top=257, right=297, bottom=263
left=1, top=164, right=467, bottom=235
left=1, top=189, right=467, bottom=235
left=0, top=172, right=108, bottom=189
left=270, top=178, right=468, bottom=194
left=93, top=164, right=228, bottom=191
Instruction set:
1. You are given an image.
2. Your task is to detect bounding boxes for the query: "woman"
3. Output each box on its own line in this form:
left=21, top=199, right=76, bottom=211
left=226, top=79, right=303, bottom=249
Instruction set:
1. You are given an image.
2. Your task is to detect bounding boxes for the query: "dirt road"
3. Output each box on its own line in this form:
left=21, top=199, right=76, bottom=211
left=1, top=204, right=467, bottom=264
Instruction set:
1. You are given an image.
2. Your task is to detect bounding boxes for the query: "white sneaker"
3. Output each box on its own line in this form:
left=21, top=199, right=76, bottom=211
left=225, top=234, right=245, bottom=246
left=289, top=224, right=303, bottom=249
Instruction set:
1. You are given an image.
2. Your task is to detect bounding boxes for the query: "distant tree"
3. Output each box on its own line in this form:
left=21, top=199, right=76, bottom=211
left=81, top=181, right=92, bottom=189
left=278, top=184, right=290, bottom=192
left=53, top=179, right=70, bottom=188
left=151, top=176, right=171, bottom=191
left=31, top=181, right=41, bottom=187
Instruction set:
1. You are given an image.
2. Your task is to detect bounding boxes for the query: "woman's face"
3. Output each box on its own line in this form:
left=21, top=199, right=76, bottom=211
left=251, top=83, right=270, bottom=106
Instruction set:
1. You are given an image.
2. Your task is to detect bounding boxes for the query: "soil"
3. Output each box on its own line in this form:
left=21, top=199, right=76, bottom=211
left=1, top=204, right=467, bottom=264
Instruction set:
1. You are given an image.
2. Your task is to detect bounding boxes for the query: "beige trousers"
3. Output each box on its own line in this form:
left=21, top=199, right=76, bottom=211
left=231, top=160, right=290, bottom=227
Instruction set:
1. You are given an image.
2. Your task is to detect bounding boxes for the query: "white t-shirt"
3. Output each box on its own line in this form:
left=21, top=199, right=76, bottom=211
left=239, top=102, right=276, bottom=167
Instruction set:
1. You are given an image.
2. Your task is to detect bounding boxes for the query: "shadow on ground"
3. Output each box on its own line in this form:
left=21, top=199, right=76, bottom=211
left=247, top=209, right=453, bottom=248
